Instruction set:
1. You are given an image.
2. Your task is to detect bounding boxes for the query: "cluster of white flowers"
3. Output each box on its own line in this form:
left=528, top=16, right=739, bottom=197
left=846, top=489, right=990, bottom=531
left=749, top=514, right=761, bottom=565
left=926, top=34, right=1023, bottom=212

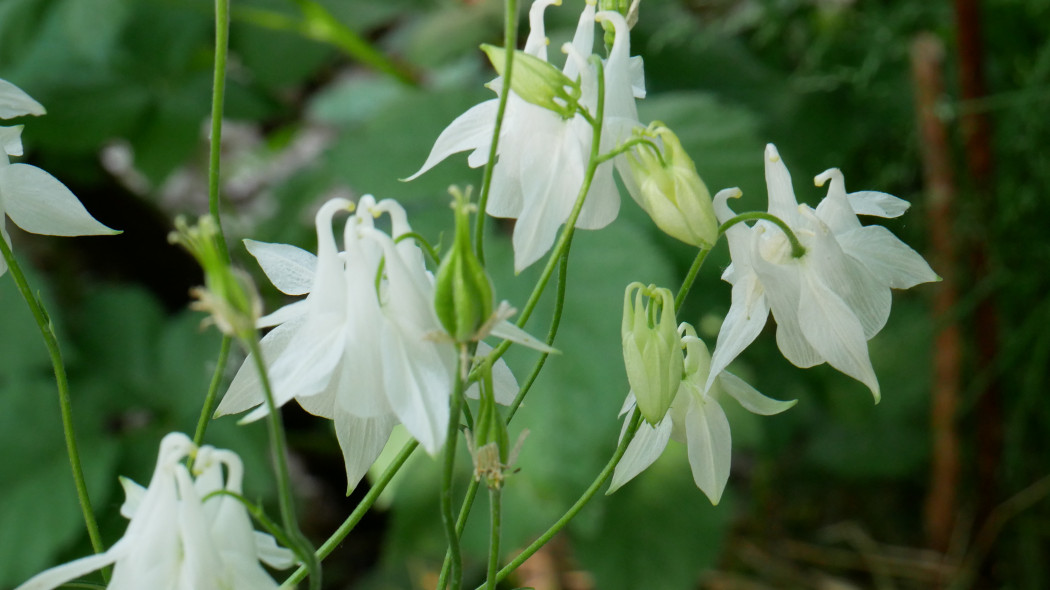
left=15, top=433, right=294, bottom=590
left=215, top=196, right=520, bottom=491
left=0, top=79, right=117, bottom=276
left=408, top=0, right=643, bottom=271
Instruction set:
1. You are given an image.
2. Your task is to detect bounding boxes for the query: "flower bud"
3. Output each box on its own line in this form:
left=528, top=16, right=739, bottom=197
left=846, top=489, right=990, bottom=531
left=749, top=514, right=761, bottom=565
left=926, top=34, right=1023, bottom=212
left=622, top=282, right=684, bottom=424
left=625, top=123, right=718, bottom=248
left=434, top=186, right=495, bottom=342
left=168, top=215, right=261, bottom=339
left=481, top=45, right=581, bottom=119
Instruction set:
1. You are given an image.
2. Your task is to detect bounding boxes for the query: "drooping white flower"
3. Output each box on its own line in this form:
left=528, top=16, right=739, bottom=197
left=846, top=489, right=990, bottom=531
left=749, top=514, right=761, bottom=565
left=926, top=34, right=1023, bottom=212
left=406, top=0, right=643, bottom=271
left=0, top=79, right=118, bottom=277
left=707, top=144, right=938, bottom=401
left=610, top=324, right=794, bottom=504
left=14, top=433, right=295, bottom=590
left=217, top=197, right=520, bottom=492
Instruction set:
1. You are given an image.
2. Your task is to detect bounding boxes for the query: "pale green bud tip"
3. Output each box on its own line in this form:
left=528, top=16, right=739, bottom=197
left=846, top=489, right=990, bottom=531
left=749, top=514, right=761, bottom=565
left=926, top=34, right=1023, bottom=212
left=168, top=216, right=260, bottom=338
left=625, top=123, right=718, bottom=249
left=622, top=283, right=684, bottom=425
left=480, top=45, right=580, bottom=119
left=434, top=186, right=495, bottom=342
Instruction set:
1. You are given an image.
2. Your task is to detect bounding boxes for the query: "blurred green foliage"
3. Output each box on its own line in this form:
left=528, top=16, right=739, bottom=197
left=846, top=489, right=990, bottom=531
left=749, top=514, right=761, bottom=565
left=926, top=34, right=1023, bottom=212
left=1, top=0, right=1048, bottom=588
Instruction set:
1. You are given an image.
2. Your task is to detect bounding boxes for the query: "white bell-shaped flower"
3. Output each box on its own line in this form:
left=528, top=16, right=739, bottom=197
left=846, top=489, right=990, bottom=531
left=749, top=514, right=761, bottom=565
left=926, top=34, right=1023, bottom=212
left=14, top=433, right=294, bottom=590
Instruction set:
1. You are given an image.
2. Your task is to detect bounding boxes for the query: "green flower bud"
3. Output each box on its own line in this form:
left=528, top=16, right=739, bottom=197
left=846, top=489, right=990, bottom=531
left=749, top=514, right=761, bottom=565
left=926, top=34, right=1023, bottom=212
left=168, top=215, right=261, bottom=340
left=625, top=123, right=718, bottom=248
left=434, top=186, right=494, bottom=342
left=622, top=282, right=684, bottom=425
left=480, top=45, right=581, bottom=119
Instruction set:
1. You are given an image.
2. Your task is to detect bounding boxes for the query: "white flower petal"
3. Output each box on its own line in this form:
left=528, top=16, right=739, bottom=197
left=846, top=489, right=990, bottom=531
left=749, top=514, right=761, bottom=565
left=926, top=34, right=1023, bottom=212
left=380, top=328, right=452, bottom=455
left=706, top=274, right=769, bottom=392
left=465, top=342, right=520, bottom=405
left=838, top=226, right=939, bottom=289
left=253, top=531, right=297, bottom=570
left=0, top=125, right=24, bottom=156
left=798, top=270, right=881, bottom=401
left=848, top=190, right=910, bottom=218
left=216, top=320, right=300, bottom=417
left=763, top=144, right=800, bottom=227
left=0, top=78, right=46, bottom=119
left=684, top=397, right=731, bottom=505
left=244, top=239, right=316, bottom=295
left=257, top=299, right=308, bottom=328
left=0, top=163, right=118, bottom=236
left=489, top=319, right=557, bottom=353
left=404, top=99, right=498, bottom=181
left=608, top=406, right=672, bottom=493
left=13, top=541, right=126, bottom=590
left=716, top=371, right=796, bottom=416
left=334, top=409, right=398, bottom=493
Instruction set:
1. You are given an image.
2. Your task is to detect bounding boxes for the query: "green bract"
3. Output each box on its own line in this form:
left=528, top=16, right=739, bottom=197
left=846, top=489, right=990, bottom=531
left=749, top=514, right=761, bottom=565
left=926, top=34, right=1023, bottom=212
left=480, top=44, right=581, bottom=119
left=621, top=282, right=684, bottom=425
left=624, top=123, right=718, bottom=248
left=434, top=187, right=494, bottom=342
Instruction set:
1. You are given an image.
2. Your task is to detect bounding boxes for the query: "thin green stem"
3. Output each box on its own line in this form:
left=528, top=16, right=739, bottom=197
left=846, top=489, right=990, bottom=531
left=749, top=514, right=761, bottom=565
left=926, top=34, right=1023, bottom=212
left=474, top=0, right=519, bottom=264
left=594, top=135, right=662, bottom=167
left=282, top=439, right=419, bottom=587
left=440, top=345, right=470, bottom=590
left=481, top=409, right=643, bottom=587
left=506, top=249, right=569, bottom=419
left=209, top=0, right=231, bottom=260
left=193, top=335, right=231, bottom=446
left=247, top=338, right=320, bottom=590
left=718, top=211, right=806, bottom=258
left=0, top=239, right=106, bottom=566
left=485, top=487, right=502, bottom=590
left=673, top=247, right=711, bottom=313
left=436, top=478, right=481, bottom=590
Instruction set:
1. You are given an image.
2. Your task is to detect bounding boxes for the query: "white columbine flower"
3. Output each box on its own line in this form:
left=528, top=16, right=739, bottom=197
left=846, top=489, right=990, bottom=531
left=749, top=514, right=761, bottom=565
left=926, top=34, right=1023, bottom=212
left=707, top=144, right=938, bottom=401
left=14, top=432, right=295, bottom=590
left=610, top=324, right=795, bottom=504
left=0, top=79, right=118, bottom=277
left=217, top=197, right=519, bottom=492
left=406, top=0, right=643, bottom=271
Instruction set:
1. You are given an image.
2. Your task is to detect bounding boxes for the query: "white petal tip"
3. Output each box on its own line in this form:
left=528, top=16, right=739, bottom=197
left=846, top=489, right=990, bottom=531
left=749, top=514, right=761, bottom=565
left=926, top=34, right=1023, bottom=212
left=765, top=143, right=780, bottom=162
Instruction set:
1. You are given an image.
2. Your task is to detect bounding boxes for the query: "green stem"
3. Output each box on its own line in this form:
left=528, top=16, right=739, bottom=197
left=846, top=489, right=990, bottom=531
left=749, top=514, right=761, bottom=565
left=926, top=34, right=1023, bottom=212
left=474, top=0, right=519, bottom=264
left=193, top=335, right=231, bottom=446
left=209, top=0, right=231, bottom=260
left=282, top=439, right=419, bottom=587
left=440, top=346, right=470, bottom=590
left=436, top=478, right=481, bottom=590
left=481, top=409, right=643, bottom=587
left=247, top=338, right=321, bottom=590
left=673, top=247, right=711, bottom=313
left=506, top=249, right=569, bottom=419
left=485, top=487, right=502, bottom=590
left=481, top=57, right=607, bottom=371
left=594, top=135, right=663, bottom=167
left=718, top=211, right=806, bottom=258
left=0, top=239, right=106, bottom=566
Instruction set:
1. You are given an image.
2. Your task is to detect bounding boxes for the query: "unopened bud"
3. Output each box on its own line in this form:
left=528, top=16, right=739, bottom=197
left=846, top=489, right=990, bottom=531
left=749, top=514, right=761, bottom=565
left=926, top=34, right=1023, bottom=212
left=434, top=187, right=494, bottom=342
left=481, top=45, right=581, bottom=119
left=622, top=282, right=684, bottom=424
left=625, top=123, right=718, bottom=248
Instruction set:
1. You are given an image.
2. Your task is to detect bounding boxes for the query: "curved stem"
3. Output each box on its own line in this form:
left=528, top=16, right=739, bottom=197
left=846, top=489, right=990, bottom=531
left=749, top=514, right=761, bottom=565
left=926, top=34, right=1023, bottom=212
left=474, top=0, right=519, bottom=264
left=673, top=247, right=711, bottom=313
left=282, top=439, right=419, bottom=587
left=247, top=338, right=320, bottom=590
left=193, top=335, right=231, bottom=446
left=485, top=488, right=502, bottom=590
left=0, top=239, right=106, bottom=565
left=594, top=135, right=663, bottom=167
left=718, top=212, right=806, bottom=258
left=482, top=409, right=643, bottom=587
